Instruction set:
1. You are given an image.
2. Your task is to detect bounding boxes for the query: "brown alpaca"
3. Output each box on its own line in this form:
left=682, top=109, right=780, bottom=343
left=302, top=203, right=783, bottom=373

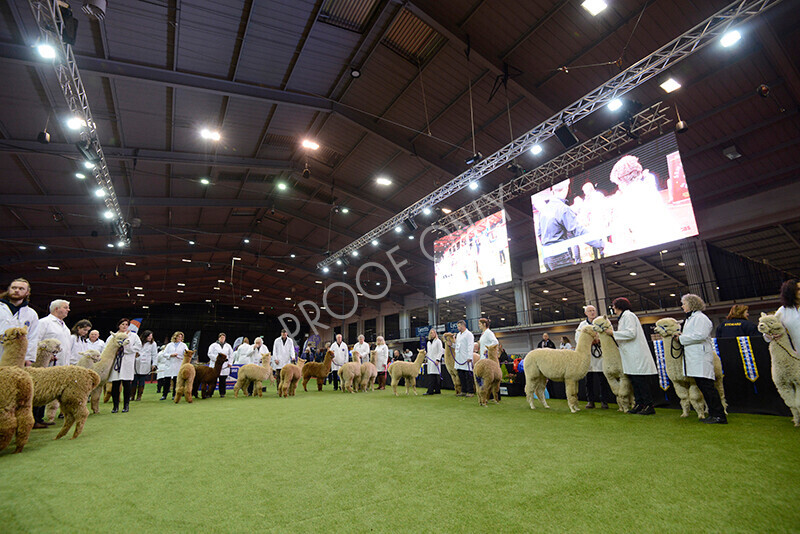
left=193, top=354, right=227, bottom=399
left=338, top=358, right=362, bottom=393
left=279, top=359, right=306, bottom=397
left=0, top=327, right=34, bottom=453
left=443, top=332, right=461, bottom=395
left=0, top=326, right=31, bottom=367
left=389, top=349, right=427, bottom=396
left=89, top=332, right=129, bottom=413
left=173, top=350, right=196, bottom=404
left=233, top=359, right=275, bottom=397
left=359, top=351, right=378, bottom=392
left=302, top=350, right=334, bottom=391
left=20, top=337, right=101, bottom=439
left=474, top=344, right=502, bottom=406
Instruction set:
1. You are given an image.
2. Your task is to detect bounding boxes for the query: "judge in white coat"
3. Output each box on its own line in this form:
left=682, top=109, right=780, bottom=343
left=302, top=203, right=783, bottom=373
left=233, top=337, right=253, bottom=365
left=86, top=330, right=105, bottom=353
left=478, top=318, right=498, bottom=360
left=0, top=278, right=40, bottom=365
left=679, top=294, right=727, bottom=424
left=610, top=297, right=657, bottom=415
left=330, top=333, right=349, bottom=391
left=352, top=335, right=371, bottom=365
left=208, top=333, right=233, bottom=397
left=271, top=329, right=297, bottom=392
left=424, top=329, right=443, bottom=395
left=373, top=336, right=389, bottom=390
left=107, top=318, right=142, bottom=413
left=576, top=305, right=612, bottom=409
left=36, top=299, right=72, bottom=367
left=134, top=330, right=158, bottom=401
left=452, top=320, right=475, bottom=397
left=251, top=337, right=269, bottom=365
left=159, top=331, right=188, bottom=400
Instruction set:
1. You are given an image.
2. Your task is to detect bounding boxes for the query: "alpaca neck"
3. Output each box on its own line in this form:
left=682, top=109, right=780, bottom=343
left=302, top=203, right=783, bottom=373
left=0, top=339, right=26, bottom=367
left=34, top=348, right=54, bottom=368
left=100, top=341, right=121, bottom=364
left=413, top=352, right=426, bottom=372
left=323, top=353, right=333, bottom=372
left=575, top=331, right=594, bottom=356
left=486, top=346, right=500, bottom=363
left=182, top=354, right=193, bottom=365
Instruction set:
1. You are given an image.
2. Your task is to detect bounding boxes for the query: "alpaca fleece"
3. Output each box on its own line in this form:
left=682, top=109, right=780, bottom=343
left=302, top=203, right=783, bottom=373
left=474, top=344, right=502, bottom=406
left=443, top=333, right=461, bottom=395
left=173, top=350, right=196, bottom=404
left=76, top=350, right=102, bottom=368
left=359, top=352, right=378, bottom=392
left=233, top=358, right=275, bottom=398
left=279, top=360, right=305, bottom=397
left=591, top=316, right=635, bottom=412
left=758, top=313, right=800, bottom=427
left=193, top=355, right=227, bottom=398
left=0, top=327, right=34, bottom=453
left=302, top=351, right=334, bottom=391
left=655, top=318, right=727, bottom=419
left=524, top=325, right=595, bottom=413
left=338, top=359, right=362, bottom=393
left=389, top=350, right=427, bottom=396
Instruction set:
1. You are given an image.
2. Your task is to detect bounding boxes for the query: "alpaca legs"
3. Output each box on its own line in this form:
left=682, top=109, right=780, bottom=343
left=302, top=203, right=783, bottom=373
left=672, top=381, right=692, bottom=417
left=302, top=377, right=310, bottom=391
left=0, top=411, right=15, bottom=452
left=70, top=403, right=89, bottom=439
left=535, top=378, right=550, bottom=409
left=565, top=380, right=580, bottom=413
left=233, top=377, right=243, bottom=398
left=715, top=377, right=728, bottom=414
left=618, top=375, right=634, bottom=412
left=185, top=380, right=194, bottom=403
left=525, top=380, right=536, bottom=409
left=45, top=400, right=59, bottom=423
left=14, top=405, right=34, bottom=453
left=90, top=387, right=101, bottom=414
left=688, top=383, right=708, bottom=419
left=55, top=409, right=75, bottom=440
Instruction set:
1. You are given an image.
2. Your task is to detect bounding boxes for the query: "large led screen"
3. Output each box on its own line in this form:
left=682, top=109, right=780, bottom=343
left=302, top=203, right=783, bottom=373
left=434, top=210, right=512, bottom=299
left=530, top=133, right=697, bottom=273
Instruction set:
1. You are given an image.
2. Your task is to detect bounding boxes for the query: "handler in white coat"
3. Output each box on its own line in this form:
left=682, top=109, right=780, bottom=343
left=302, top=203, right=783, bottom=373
left=271, top=330, right=297, bottom=392
left=159, top=331, right=188, bottom=400
left=0, top=277, right=40, bottom=364
left=453, top=320, right=475, bottom=396
left=352, top=335, right=371, bottom=365
left=611, top=298, right=657, bottom=415
left=330, top=333, right=349, bottom=391
left=424, top=330, right=443, bottom=395
left=478, top=318, right=499, bottom=360
left=107, top=318, right=142, bottom=413
left=251, top=337, right=269, bottom=365
left=679, top=294, right=727, bottom=424
left=208, top=333, right=233, bottom=397
left=576, top=305, right=612, bottom=409
left=373, top=336, right=389, bottom=390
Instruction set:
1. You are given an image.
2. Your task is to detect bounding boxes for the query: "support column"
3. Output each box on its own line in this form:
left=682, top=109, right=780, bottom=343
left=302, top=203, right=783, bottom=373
left=513, top=280, right=530, bottom=325
left=581, top=264, right=609, bottom=313
left=465, top=293, right=480, bottom=331
left=376, top=314, right=385, bottom=340
left=399, top=310, right=410, bottom=339
left=681, top=239, right=719, bottom=303
left=428, top=303, right=436, bottom=327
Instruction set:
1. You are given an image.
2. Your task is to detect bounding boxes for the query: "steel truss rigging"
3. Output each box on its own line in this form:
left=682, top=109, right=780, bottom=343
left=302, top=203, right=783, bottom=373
left=318, top=0, right=783, bottom=269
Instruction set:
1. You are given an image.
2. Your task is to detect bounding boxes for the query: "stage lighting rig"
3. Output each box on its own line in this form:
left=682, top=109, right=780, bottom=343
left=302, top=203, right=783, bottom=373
left=465, top=152, right=483, bottom=166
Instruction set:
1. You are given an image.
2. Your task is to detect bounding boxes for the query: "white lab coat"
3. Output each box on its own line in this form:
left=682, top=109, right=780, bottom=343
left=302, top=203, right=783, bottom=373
left=233, top=343, right=252, bottom=365
left=330, top=341, right=349, bottom=371
left=0, top=301, right=39, bottom=363
left=426, top=338, right=443, bottom=375
left=162, top=341, right=188, bottom=378
left=576, top=319, right=603, bottom=372
left=271, top=336, right=296, bottom=370
left=37, top=314, right=73, bottom=366
left=108, top=331, right=142, bottom=381
left=135, top=341, right=158, bottom=375
left=679, top=311, right=715, bottom=379
left=353, top=342, right=371, bottom=364
left=208, top=342, right=233, bottom=376
left=373, top=344, right=389, bottom=372
left=155, top=349, right=171, bottom=380
left=251, top=344, right=269, bottom=365
left=72, top=335, right=90, bottom=366
left=86, top=338, right=105, bottom=353
left=454, top=329, right=475, bottom=371
left=776, top=306, right=800, bottom=353
left=478, top=329, right=498, bottom=360
left=613, top=310, right=656, bottom=375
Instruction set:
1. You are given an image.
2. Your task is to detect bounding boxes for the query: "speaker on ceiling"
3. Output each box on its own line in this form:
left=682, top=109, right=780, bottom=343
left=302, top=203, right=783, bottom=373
left=554, top=123, right=578, bottom=149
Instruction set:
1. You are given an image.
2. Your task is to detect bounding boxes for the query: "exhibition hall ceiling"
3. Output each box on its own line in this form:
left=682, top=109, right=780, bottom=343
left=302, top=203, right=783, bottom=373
left=0, top=0, right=798, bottom=314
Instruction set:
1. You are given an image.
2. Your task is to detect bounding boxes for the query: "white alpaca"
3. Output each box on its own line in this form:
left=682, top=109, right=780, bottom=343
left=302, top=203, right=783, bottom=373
left=338, top=359, right=362, bottom=393
left=89, top=332, right=129, bottom=414
left=591, top=316, right=635, bottom=412
left=389, top=350, right=426, bottom=396
left=359, top=351, right=378, bottom=392
left=523, top=325, right=595, bottom=413
left=758, top=313, right=800, bottom=427
left=76, top=350, right=102, bottom=368
left=233, top=357, right=275, bottom=397
left=654, top=318, right=727, bottom=419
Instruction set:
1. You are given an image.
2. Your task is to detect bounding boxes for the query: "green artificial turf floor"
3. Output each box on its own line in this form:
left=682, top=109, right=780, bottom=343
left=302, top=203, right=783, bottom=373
left=2, top=384, right=799, bottom=533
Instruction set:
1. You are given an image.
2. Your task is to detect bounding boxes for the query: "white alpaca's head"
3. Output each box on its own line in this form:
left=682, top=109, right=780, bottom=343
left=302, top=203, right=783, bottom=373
left=109, top=331, right=129, bottom=347
left=579, top=324, right=597, bottom=340
left=757, top=313, right=785, bottom=337
left=591, top=316, right=613, bottom=334
left=654, top=317, right=681, bottom=337
left=38, top=338, right=62, bottom=355
left=78, top=349, right=102, bottom=363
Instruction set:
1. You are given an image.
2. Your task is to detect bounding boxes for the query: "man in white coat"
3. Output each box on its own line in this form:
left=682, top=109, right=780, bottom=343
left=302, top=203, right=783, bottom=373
left=576, top=305, right=612, bottom=409
left=352, top=335, right=370, bottom=365
left=208, top=333, right=233, bottom=397
left=36, top=299, right=73, bottom=366
left=86, top=329, right=105, bottom=353
left=330, top=333, right=349, bottom=391
left=251, top=337, right=269, bottom=365
left=424, top=329, right=443, bottom=395
left=610, top=297, right=657, bottom=415
left=0, top=278, right=39, bottom=364
left=272, top=329, right=297, bottom=392
left=107, top=318, right=142, bottom=413
left=452, top=320, right=475, bottom=397
left=678, top=294, right=727, bottom=424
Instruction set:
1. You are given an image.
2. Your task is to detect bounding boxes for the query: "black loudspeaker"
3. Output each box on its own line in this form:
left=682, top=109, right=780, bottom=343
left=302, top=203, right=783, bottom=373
left=60, top=7, right=79, bottom=46
left=554, top=124, right=578, bottom=149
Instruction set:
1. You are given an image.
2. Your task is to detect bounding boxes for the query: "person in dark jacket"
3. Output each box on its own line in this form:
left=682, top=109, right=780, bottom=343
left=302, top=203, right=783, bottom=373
left=537, top=333, right=556, bottom=349
left=716, top=305, right=760, bottom=338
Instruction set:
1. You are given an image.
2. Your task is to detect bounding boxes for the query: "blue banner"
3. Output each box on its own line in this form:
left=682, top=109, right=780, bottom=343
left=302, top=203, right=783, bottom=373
left=416, top=325, right=432, bottom=349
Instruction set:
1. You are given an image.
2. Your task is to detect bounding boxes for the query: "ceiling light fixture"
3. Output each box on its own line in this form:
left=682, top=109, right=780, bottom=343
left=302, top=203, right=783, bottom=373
left=468, top=181, right=478, bottom=191
left=720, top=30, right=741, bottom=48
left=200, top=177, right=210, bottom=185
left=75, top=172, right=86, bottom=179
left=350, top=67, right=361, bottom=78
left=188, top=240, right=195, bottom=245
left=94, top=188, right=106, bottom=197
left=66, top=116, right=86, bottom=130
left=440, top=208, right=452, bottom=214
left=125, top=262, right=136, bottom=266
left=581, top=0, right=607, bottom=16
left=38, top=245, right=47, bottom=250
left=277, top=183, right=287, bottom=191
left=530, top=144, right=543, bottom=155
left=659, top=78, right=681, bottom=93
left=200, top=128, right=221, bottom=141
left=36, top=43, right=56, bottom=59
left=371, top=239, right=379, bottom=246
left=103, top=210, right=114, bottom=219
left=47, top=265, right=60, bottom=270
left=243, top=238, right=250, bottom=244
left=376, top=177, right=392, bottom=186
left=301, top=139, right=319, bottom=150
left=607, top=98, right=623, bottom=111
left=83, top=161, right=95, bottom=170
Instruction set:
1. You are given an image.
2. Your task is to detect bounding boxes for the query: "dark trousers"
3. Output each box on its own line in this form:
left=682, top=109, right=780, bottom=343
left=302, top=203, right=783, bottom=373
left=247, top=382, right=255, bottom=395
left=694, top=376, right=726, bottom=419
left=218, top=375, right=227, bottom=397
left=111, top=380, right=132, bottom=408
left=426, top=373, right=441, bottom=394
left=132, top=373, right=148, bottom=388
left=457, top=369, right=475, bottom=394
left=329, top=371, right=340, bottom=390
left=33, top=405, right=46, bottom=423
left=585, top=372, right=613, bottom=403
left=159, top=377, right=174, bottom=397
left=274, top=370, right=281, bottom=392
left=627, top=374, right=653, bottom=406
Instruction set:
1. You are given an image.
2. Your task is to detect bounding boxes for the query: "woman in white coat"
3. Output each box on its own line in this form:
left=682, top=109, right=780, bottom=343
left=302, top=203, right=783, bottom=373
left=478, top=318, right=499, bottom=360
left=107, top=318, right=142, bottom=413
left=352, top=335, right=371, bottom=365
left=160, top=331, right=188, bottom=400
left=771, top=279, right=800, bottom=350
left=208, top=333, right=233, bottom=397
left=133, top=330, right=158, bottom=401
left=233, top=337, right=252, bottom=365
left=374, top=336, right=389, bottom=390
left=610, top=297, right=657, bottom=415
left=424, top=329, right=443, bottom=395
left=679, top=294, right=727, bottom=424
left=70, top=319, right=92, bottom=366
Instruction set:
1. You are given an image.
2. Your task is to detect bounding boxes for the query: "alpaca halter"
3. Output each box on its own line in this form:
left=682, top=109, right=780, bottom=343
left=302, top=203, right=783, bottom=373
left=591, top=344, right=602, bottom=358
left=669, top=337, right=684, bottom=360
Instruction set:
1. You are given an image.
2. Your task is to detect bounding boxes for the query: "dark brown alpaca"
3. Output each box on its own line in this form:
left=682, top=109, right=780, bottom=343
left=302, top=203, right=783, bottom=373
left=192, top=354, right=227, bottom=399
left=301, top=351, right=334, bottom=391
